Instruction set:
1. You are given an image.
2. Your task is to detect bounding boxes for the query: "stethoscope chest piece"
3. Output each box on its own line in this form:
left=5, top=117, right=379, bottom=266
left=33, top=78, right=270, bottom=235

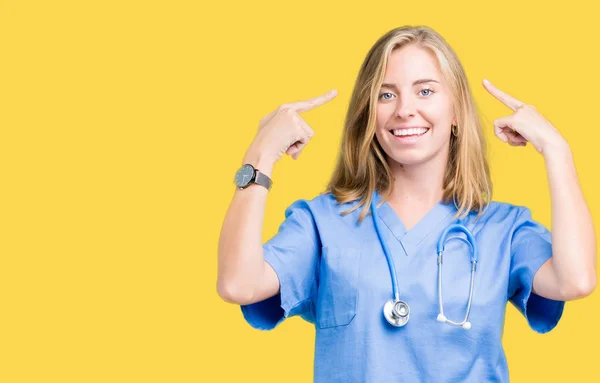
left=383, top=299, right=410, bottom=327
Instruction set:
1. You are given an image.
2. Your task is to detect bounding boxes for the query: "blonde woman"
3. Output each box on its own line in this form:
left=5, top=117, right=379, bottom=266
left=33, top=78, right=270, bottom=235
left=217, top=25, right=596, bottom=382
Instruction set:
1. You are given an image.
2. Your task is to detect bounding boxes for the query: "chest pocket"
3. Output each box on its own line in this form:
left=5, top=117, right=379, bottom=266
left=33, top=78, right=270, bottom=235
left=316, top=246, right=361, bottom=329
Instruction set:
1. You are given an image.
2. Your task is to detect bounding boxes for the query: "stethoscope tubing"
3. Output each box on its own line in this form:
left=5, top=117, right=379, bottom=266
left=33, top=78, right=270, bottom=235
left=370, top=194, right=478, bottom=329
left=371, top=196, right=401, bottom=301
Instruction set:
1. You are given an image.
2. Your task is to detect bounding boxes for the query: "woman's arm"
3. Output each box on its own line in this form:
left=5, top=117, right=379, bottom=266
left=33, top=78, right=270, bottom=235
left=217, top=89, right=337, bottom=304
left=217, top=152, right=278, bottom=305
left=482, top=78, right=597, bottom=301
left=532, top=140, right=596, bottom=300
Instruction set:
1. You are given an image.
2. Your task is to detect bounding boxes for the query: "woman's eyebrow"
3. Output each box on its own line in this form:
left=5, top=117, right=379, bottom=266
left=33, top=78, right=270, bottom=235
left=381, top=79, right=440, bottom=89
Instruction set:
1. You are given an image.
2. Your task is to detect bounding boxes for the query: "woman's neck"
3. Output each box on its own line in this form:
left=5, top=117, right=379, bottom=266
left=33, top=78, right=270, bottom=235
left=387, top=156, right=447, bottom=208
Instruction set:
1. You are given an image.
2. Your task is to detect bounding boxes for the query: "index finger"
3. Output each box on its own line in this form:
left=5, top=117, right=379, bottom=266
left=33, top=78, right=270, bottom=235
left=482, top=79, right=524, bottom=111
left=287, top=89, right=338, bottom=113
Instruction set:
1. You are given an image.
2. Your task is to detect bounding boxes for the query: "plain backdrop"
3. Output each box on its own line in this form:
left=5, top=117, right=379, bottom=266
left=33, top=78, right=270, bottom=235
left=1, top=0, right=599, bottom=382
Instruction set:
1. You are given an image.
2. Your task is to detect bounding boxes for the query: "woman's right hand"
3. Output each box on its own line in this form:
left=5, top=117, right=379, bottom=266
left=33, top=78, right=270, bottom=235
left=245, top=89, right=338, bottom=165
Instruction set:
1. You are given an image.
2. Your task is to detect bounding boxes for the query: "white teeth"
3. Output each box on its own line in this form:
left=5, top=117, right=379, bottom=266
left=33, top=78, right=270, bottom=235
left=391, top=128, right=428, bottom=136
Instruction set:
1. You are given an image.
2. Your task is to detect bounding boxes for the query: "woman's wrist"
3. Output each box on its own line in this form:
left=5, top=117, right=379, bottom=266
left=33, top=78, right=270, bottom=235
left=242, top=148, right=275, bottom=178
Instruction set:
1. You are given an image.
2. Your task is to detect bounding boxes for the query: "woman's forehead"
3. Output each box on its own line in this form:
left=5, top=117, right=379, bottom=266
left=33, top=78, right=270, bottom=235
left=384, top=46, right=443, bottom=85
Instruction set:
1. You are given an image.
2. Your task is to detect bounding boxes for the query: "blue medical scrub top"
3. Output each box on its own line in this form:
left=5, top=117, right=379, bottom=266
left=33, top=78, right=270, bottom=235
left=240, top=190, right=565, bottom=382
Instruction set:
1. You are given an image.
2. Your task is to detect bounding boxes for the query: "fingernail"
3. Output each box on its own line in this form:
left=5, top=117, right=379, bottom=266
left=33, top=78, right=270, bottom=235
left=483, top=79, right=490, bottom=85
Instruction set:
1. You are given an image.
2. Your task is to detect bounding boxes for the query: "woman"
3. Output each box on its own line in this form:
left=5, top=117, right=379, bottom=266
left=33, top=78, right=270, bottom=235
left=217, top=25, right=596, bottom=382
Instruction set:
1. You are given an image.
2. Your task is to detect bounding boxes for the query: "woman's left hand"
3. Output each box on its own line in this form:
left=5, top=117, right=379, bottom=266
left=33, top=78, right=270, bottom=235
left=482, top=79, right=567, bottom=154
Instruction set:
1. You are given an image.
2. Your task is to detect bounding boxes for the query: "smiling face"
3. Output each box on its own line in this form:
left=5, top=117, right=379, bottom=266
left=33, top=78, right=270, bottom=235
left=375, top=44, right=456, bottom=168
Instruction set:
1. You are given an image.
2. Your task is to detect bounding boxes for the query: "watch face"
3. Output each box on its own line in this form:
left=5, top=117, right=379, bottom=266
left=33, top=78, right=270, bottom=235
left=234, top=164, right=255, bottom=188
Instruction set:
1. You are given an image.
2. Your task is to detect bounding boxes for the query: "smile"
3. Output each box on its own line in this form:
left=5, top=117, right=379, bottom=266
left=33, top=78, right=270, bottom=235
left=388, top=127, right=430, bottom=143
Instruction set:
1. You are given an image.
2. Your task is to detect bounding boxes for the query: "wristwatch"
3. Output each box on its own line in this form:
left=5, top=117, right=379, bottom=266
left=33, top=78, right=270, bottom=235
left=234, top=163, right=273, bottom=191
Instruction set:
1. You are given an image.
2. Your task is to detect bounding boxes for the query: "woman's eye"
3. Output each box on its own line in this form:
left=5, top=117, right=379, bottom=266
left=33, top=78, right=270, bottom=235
left=419, top=88, right=434, bottom=96
left=379, top=89, right=434, bottom=100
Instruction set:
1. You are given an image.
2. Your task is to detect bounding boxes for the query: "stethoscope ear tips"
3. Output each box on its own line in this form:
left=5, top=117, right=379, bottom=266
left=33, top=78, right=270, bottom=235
left=437, top=313, right=471, bottom=330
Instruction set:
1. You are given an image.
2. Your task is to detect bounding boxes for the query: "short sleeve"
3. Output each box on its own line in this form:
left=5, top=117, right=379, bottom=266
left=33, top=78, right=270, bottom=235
left=240, top=199, right=320, bottom=330
left=508, top=206, right=565, bottom=334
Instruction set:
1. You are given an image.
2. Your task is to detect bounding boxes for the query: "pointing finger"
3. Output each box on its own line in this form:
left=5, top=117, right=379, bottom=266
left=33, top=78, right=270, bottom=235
left=482, top=79, right=525, bottom=112
left=286, top=89, right=338, bottom=113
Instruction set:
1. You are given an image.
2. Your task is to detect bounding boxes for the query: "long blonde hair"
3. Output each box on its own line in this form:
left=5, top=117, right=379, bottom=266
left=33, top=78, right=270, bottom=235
left=323, top=25, right=492, bottom=223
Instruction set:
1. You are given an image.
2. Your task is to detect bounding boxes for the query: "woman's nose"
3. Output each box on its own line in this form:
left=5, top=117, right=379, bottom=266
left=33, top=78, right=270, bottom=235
left=394, top=97, right=416, bottom=119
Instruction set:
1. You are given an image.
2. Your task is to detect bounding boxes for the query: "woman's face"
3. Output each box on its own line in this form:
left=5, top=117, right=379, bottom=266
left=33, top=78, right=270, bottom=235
left=375, top=44, right=456, bottom=168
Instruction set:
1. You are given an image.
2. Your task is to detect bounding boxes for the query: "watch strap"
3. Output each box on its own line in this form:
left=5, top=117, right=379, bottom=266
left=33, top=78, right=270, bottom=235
left=254, top=169, right=272, bottom=190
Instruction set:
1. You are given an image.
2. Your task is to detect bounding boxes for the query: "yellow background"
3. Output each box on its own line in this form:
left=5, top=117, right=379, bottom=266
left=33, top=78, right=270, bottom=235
left=1, top=0, right=598, bottom=381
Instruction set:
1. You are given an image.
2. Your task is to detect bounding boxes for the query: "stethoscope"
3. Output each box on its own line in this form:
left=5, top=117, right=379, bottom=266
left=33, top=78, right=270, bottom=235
left=370, top=195, right=478, bottom=330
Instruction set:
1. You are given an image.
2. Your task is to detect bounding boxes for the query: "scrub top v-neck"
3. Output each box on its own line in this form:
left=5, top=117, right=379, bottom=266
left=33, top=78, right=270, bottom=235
left=240, top=190, right=565, bottom=383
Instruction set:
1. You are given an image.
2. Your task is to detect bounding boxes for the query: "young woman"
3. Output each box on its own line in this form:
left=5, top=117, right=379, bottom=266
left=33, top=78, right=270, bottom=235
left=217, top=25, right=596, bottom=382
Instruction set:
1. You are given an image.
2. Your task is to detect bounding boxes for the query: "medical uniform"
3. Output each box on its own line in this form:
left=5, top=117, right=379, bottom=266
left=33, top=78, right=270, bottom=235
left=240, top=190, right=565, bottom=382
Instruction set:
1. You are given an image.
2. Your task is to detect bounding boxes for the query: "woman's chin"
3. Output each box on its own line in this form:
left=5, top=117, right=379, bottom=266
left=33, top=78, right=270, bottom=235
left=387, top=152, right=430, bottom=167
